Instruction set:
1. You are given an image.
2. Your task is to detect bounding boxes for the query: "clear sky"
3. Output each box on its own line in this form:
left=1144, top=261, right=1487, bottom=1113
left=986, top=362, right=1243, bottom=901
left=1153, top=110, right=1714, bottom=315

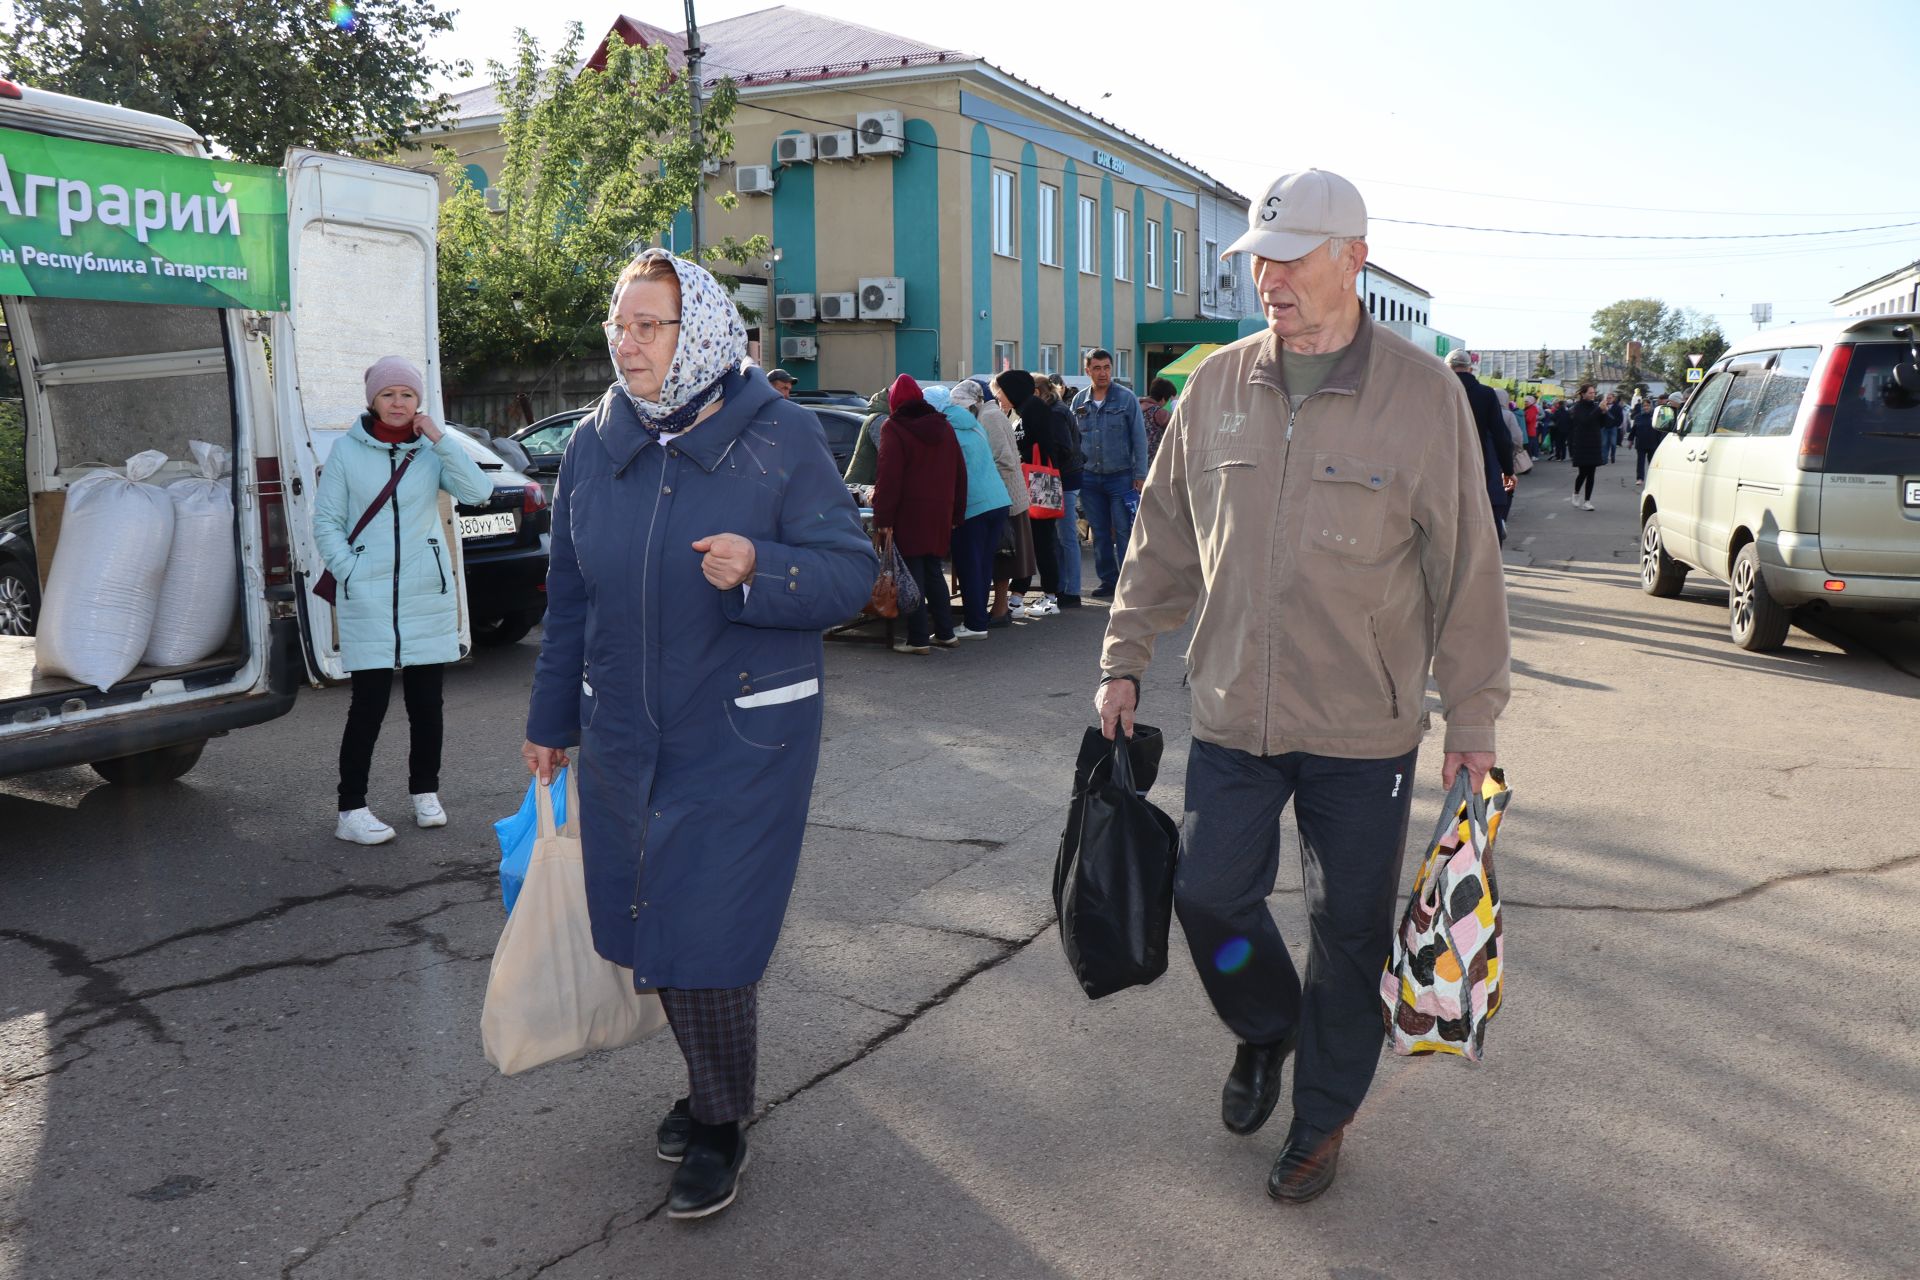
left=429, top=0, right=1920, bottom=350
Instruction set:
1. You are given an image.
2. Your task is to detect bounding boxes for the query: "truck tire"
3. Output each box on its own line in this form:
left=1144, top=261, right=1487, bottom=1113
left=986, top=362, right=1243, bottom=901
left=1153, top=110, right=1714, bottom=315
left=91, top=740, right=206, bottom=786
left=1729, top=542, right=1791, bottom=652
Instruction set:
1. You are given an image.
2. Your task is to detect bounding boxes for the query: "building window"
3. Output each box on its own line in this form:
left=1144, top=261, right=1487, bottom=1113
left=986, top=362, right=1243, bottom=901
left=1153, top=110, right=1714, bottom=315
left=1115, top=349, right=1133, bottom=383
left=992, top=168, right=1016, bottom=258
left=1171, top=228, right=1186, bottom=294
left=1080, top=346, right=1100, bottom=367
left=1078, top=196, right=1097, bottom=274
left=1113, top=208, right=1131, bottom=282
left=1202, top=239, right=1218, bottom=300
left=992, top=339, right=1019, bottom=371
left=1145, top=219, right=1160, bottom=288
left=1038, top=183, right=1059, bottom=267
left=1040, top=344, right=1061, bottom=376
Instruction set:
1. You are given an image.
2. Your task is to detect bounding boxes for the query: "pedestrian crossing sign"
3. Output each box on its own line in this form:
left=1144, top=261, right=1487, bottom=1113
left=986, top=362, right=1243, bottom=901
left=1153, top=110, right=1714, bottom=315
left=1686, top=368, right=1704, bottom=383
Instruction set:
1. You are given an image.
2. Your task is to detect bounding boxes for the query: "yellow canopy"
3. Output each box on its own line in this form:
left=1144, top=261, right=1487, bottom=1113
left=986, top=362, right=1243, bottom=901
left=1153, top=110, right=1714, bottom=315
left=1158, top=343, right=1224, bottom=394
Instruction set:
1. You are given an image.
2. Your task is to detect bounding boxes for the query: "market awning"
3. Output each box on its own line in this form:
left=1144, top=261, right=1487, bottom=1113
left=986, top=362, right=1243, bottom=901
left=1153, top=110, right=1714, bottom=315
left=1158, top=343, right=1223, bottom=394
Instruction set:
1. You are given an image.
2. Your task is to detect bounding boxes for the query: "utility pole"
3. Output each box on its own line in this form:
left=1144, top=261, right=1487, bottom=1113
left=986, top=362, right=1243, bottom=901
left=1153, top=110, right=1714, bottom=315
left=683, top=0, right=705, bottom=261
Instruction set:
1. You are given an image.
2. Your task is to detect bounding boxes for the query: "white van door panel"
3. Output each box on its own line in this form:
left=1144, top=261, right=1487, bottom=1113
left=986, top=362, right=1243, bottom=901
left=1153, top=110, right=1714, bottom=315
left=272, top=151, right=468, bottom=682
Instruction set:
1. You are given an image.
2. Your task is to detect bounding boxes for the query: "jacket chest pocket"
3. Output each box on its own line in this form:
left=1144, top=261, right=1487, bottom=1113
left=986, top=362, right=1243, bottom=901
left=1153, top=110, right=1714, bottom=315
left=1301, top=452, right=1401, bottom=562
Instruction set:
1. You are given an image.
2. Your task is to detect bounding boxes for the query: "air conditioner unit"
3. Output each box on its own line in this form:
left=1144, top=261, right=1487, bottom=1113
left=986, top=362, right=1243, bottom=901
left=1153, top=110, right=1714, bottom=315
left=700, top=156, right=724, bottom=176
left=857, top=276, right=905, bottom=322
left=736, top=165, right=775, bottom=196
left=1217, top=267, right=1236, bottom=289
left=483, top=187, right=507, bottom=213
left=818, top=291, right=858, bottom=321
left=775, top=133, right=815, bottom=165
left=815, top=129, right=856, bottom=161
left=776, top=292, right=815, bottom=322
left=855, top=110, right=905, bottom=157
left=779, top=335, right=817, bottom=361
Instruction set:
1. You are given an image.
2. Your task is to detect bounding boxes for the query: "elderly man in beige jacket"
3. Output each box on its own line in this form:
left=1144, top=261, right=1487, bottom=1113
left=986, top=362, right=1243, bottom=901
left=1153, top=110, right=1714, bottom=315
left=1094, top=169, right=1511, bottom=1204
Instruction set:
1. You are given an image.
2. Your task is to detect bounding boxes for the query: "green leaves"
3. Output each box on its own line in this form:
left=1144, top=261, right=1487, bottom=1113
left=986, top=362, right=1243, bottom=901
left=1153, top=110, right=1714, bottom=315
left=434, top=26, right=762, bottom=383
left=2, top=0, right=468, bottom=164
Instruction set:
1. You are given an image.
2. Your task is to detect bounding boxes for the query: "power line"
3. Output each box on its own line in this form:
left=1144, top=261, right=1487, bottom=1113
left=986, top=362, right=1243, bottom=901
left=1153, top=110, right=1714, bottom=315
left=1372, top=216, right=1920, bottom=241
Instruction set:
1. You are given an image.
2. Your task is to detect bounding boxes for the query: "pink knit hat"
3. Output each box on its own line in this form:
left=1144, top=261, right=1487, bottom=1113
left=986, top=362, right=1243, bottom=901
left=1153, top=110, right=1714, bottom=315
left=363, top=355, right=425, bottom=406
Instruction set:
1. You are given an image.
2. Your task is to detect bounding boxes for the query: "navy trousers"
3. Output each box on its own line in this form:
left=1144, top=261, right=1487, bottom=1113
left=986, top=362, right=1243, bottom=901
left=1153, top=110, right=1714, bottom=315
left=1174, top=737, right=1419, bottom=1132
left=949, top=507, right=1008, bottom=631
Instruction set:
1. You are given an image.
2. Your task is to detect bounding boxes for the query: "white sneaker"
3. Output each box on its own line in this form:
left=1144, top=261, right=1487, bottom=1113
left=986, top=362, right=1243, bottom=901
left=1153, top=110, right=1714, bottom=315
left=411, top=792, right=448, bottom=828
left=1032, top=597, right=1060, bottom=617
left=892, top=640, right=930, bottom=655
left=1007, top=603, right=1029, bottom=621
left=1581, top=500, right=1596, bottom=511
left=336, top=807, right=397, bottom=845
left=951, top=626, right=989, bottom=640
left=1567, top=494, right=1579, bottom=506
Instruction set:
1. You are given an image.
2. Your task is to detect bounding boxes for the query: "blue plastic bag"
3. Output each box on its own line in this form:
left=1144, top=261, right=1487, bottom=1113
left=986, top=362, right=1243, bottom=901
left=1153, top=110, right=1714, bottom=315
left=493, top=766, right=568, bottom=915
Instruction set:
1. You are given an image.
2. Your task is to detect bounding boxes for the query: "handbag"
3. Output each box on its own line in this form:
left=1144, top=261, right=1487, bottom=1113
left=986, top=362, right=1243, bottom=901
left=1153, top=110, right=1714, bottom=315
left=1380, top=768, right=1511, bottom=1061
left=312, top=449, right=418, bottom=604
left=867, top=530, right=901, bottom=618
left=1513, top=448, right=1534, bottom=475
left=1053, top=725, right=1180, bottom=1000
left=480, top=764, right=667, bottom=1075
left=1023, top=445, right=1064, bottom=521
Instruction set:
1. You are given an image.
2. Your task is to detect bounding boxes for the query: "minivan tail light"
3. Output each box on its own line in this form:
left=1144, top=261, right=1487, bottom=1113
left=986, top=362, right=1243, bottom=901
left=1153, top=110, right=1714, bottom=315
left=254, top=456, right=293, bottom=587
left=0, top=81, right=22, bottom=101
left=1795, top=345, right=1854, bottom=473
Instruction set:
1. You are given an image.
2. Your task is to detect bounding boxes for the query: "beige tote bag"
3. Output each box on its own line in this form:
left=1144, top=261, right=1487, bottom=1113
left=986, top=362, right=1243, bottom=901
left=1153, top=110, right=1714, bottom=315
left=481, top=765, right=667, bottom=1075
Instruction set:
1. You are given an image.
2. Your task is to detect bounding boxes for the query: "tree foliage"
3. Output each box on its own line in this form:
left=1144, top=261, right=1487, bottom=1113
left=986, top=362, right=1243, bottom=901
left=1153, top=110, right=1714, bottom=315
left=435, top=25, right=765, bottom=383
left=1655, top=313, right=1729, bottom=392
left=2, top=0, right=466, bottom=164
left=1531, top=347, right=1555, bottom=380
left=1589, top=298, right=1683, bottom=364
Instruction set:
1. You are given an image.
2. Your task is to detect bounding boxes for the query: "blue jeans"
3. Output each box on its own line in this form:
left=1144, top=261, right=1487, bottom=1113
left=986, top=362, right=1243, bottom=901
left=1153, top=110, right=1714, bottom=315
left=1602, top=425, right=1619, bottom=464
left=1053, top=489, right=1083, bottom=596
left=1080, top=471, right=1139, bottom=589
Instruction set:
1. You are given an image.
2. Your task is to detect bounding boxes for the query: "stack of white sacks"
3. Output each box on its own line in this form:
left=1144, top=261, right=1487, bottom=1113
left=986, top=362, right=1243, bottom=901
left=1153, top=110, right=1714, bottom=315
left=36, top=441, right=240, bottom=692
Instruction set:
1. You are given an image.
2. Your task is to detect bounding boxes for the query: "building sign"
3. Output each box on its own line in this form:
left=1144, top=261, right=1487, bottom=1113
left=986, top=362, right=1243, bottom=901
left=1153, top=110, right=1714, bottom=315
left=1091, top=149, right=1126, bottom=175
left=0, top=125, right=290, bottom=311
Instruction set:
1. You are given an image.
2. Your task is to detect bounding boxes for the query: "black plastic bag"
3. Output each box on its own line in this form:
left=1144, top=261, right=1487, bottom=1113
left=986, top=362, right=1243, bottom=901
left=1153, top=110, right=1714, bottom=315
left=1054, top=726, right=1181, bottom=1000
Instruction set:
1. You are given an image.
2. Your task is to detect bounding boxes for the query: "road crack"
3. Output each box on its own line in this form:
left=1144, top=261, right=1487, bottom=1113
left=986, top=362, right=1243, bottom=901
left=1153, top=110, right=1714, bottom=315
left=1506, top=849, right=1920, bottom=915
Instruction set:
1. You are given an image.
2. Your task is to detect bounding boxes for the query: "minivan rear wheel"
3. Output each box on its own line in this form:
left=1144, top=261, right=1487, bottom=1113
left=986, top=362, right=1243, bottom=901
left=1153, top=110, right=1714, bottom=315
left=91, top=740, right=206, bottom=786
left=1729, top=542, right=1791, bottom=652
left=1640, top=515, right=1687, bottom=598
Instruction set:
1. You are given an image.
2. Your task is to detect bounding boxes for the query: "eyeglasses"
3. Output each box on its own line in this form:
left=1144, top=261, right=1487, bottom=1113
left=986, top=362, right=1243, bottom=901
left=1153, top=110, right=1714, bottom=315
left=601, top=317, right=681, bottom=346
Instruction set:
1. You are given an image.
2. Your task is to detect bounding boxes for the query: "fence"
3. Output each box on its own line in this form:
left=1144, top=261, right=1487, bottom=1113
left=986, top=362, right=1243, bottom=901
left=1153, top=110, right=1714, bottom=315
left=444, top=361, right=608, bottom=433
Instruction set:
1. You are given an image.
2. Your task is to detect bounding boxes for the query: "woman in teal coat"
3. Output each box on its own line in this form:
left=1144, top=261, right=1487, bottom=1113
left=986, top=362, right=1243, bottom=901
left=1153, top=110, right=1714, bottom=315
left=313, top=356, right=493, bottom=846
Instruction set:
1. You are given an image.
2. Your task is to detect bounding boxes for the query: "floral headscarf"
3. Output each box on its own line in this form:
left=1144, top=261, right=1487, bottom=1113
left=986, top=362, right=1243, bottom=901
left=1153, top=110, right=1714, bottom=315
left=610, top=248, right=748, bottom=437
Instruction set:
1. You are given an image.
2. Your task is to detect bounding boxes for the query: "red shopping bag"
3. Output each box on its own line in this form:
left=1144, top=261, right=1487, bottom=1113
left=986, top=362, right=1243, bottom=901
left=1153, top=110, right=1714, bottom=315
left=1023, top=446, right=1064, bottom=520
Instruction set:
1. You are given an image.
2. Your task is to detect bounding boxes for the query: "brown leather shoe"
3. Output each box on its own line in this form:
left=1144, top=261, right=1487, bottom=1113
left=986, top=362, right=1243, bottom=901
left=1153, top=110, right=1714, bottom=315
left=1266, top=1117, right=1344, bottom=1203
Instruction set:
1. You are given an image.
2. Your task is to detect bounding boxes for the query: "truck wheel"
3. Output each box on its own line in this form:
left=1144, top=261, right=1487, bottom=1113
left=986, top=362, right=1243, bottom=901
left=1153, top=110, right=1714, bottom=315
left=1729, top=542, right=1791, bottom=652
left=1639, top=514, right=1687, bottom=598
left=475, top=609, right=541, bottom=647
left=91, top=740, right=206, bottom=786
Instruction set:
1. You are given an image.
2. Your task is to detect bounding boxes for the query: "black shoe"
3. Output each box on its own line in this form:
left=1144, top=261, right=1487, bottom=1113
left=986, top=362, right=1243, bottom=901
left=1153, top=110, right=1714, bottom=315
left=667, top=1120, right=748, bottom=1220
left=1055, top=594, right=1083, bottom=608
left=1221, top=1033, right=1296, bottom=1135
left=656, top=1097, right=692, bottom=1163
left=1089, top=584, right=1116, bottom=599
left=1266, top=1117, right=1343, bottom=1203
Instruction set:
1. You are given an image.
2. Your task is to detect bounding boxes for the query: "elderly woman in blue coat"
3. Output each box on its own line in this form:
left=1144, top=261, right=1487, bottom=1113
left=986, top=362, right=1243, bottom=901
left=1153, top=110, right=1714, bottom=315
left=521, top=250, right=876, bottom=1221
left=314, top=356, right=493, bottom=846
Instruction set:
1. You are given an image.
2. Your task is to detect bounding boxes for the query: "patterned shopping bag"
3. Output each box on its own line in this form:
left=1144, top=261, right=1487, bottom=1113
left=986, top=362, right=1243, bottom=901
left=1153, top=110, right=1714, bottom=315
left=1380, top=768, right=1510, bottom=1061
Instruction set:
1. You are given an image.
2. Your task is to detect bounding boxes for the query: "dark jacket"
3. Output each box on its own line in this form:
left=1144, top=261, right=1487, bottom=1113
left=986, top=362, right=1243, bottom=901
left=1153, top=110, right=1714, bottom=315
left=524, top=367, right=878, bottom=990
left=872, top=399, right=967, bottom=556
left=1016, top=396, right=1082, bottom=491
left=842, top=387, right=889, bottom=485
left=1568, top=398, right=1606, bottom=467
left=1455, top=371, right=1515, bottom=518
left=1630, top=406, right=1661, bottom=452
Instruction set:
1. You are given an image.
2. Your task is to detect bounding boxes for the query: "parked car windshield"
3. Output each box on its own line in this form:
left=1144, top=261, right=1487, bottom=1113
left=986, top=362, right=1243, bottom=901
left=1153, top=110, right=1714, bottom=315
left=1828, top=342, right=1920, bottom=473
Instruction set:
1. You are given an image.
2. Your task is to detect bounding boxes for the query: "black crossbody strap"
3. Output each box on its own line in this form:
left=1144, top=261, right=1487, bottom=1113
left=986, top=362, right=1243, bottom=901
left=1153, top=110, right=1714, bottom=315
left=344, top=448, right=419, bottom=543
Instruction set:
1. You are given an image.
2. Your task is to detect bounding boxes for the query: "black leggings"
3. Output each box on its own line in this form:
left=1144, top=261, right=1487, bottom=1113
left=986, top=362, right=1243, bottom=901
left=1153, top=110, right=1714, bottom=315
left=337, top=664, right=444, bottom=811
left=1572, top=466, right=1596, bottom=501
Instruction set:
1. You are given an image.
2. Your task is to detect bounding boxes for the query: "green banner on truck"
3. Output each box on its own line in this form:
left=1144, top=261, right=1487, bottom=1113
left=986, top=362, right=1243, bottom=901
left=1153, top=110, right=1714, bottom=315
left=0, top=125, right=289, bottom=311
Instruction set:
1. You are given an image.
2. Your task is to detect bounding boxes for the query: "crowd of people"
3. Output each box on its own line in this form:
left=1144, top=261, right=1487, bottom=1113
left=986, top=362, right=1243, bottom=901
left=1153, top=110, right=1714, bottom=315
left=1511, top=383, right=1684, bottom=506
left=843, top=353, right=1174, bottom=655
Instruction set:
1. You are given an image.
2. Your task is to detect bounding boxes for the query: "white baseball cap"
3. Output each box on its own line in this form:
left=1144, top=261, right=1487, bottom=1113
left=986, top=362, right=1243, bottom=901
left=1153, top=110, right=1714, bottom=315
left=1223, top=169, right=1368, bottom=261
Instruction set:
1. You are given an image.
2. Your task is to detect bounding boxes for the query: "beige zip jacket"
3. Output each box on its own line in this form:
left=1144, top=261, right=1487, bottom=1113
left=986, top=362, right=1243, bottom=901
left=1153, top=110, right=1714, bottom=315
left=1101, top=317, right=1510, bottom=758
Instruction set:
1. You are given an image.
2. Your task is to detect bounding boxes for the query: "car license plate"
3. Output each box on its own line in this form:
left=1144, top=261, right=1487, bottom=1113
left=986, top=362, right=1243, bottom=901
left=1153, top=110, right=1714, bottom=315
left=1906, top=481, right=1920, bottom=507
left=459, top=511, right=517, bottom=539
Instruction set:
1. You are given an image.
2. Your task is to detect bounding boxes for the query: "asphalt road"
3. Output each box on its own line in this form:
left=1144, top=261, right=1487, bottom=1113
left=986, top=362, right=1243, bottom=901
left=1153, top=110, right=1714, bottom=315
left=3, top=455, right=1917, bottom=1279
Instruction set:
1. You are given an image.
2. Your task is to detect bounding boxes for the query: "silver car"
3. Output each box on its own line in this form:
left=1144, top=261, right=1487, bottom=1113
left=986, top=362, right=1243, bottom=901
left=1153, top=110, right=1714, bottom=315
left=1639, top=314, right=1920, bottom=650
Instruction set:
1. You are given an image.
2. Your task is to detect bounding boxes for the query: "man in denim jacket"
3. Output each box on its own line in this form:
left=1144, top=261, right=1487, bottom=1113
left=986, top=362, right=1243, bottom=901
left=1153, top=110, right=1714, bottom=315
left=1071, top=350, right=1150, bottom=598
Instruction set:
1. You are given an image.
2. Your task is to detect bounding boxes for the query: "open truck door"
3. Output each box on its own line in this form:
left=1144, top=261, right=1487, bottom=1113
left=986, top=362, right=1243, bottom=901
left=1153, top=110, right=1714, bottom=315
left=272, top=149, right=469, bottom=682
